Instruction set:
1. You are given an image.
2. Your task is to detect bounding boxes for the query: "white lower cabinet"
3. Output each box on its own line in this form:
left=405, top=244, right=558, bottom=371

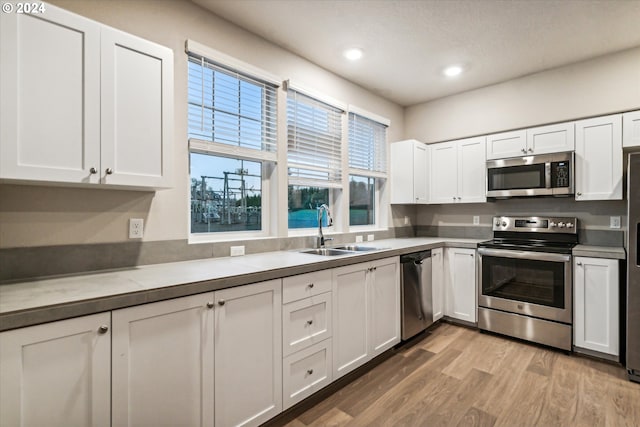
left=431, top=247, right=444, bottom=322
left=112, top=293, right=214, bottom=427
left=573, top=257, right=619, bottom=357
left=0, top=313, right=111, bottom=427
left=444, top=248, right=477, bottom=323
left=111, top=279, right=281, bottom=427
left=283, top=339, right=332, bottom=409
left=332, top=257, right=400, bottom=380
left=214, top=280, right=282, bottom=427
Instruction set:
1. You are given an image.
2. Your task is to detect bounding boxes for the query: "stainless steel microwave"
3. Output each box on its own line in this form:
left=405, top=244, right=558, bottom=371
left=486, top=151, right=574, bottom=198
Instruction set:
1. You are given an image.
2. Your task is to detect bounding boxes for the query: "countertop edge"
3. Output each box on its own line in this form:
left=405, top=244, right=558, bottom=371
left=0, top=238, right=482, bottom=331
left=572, top=245, right=626, bottom=260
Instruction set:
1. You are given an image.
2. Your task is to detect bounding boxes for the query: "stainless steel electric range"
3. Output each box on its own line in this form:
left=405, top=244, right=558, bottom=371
left=477, top=216, right=578, bottom=351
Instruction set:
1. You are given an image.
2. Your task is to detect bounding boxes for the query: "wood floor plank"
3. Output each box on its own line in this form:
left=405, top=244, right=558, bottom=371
left=305, top=408, right=352, bottom=427
left=456, top=406, right=497, bottom=427
left=283, top=325, right=640, bottom=427
left=336, top=347, right=434, bottom=416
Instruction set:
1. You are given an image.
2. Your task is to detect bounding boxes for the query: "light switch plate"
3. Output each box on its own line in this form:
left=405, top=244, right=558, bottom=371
left=355, top=235, right=364, bottom=243
left=610, top=216, right=621, bottom=229
left=367, top=234, right=375, bottom=242
left=129, top=218, right=143, bottom=239
left=473, top=216, right=480, bottom=225
left=230, top=245, right=245, bottom=256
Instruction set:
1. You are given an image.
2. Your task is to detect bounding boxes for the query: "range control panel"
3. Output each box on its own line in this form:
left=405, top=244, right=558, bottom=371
left=492, top=216, right=578, bottom=233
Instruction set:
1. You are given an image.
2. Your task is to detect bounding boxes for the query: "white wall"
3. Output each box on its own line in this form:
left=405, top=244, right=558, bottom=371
left=0, top=0, right=404, bottom=248
left=405, top=46, right=640, bottom=143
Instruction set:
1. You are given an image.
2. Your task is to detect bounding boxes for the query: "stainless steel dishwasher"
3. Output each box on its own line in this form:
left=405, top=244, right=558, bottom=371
left=400, top=250, right=433, bottom=340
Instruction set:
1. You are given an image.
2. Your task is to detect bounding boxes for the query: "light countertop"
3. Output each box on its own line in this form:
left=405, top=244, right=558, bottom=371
left=0, top=237, right=480, bottom=331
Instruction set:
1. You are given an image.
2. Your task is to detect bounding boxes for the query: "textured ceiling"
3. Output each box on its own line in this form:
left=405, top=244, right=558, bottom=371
left=192, top=0, right=640, bottom=106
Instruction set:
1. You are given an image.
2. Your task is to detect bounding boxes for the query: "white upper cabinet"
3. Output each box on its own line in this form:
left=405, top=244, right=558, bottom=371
left=0, top=7, right=101, bottom=184
left=390, top=139, right=429, bottom=204
left=486, top=130, right=526, bottom=159
left=526, top=122, right=575, bottom=155
left=575, top=114, right=623, bottom=200
left=623, top=110, right=640, bottom=148
left=0, top=3, right=173, bottom=190
left=486, top=123, right=574, bottom=160
left=100, top=27, right=173, bottom=188
left=430, top=137, right=486, bottom=204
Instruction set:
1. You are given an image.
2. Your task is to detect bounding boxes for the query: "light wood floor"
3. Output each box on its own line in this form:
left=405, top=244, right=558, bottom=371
left=280, top=323, right=640, bottom=427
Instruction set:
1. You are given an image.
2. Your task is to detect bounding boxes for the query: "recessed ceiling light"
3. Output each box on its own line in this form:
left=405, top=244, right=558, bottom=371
left=343, top=48, right=363, bottom=61
left=443, top=65, right=463, bottom=77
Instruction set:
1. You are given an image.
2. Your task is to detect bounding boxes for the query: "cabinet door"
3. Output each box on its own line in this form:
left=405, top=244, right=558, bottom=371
left=574, top=257, right=619, bottom=356
left=369, top=257, right=400, bottom=357
left=526, top=122, right=575, bottom=155
left=112, top=294, right=214, bottom=427
left=623, top=110, right=640, bottom=148
left=414, top=142, right=430, bottom=204
left=332, top=263, right=369, bottom=379
left=390, top=140, right=414, bottom=204
left=430, top=141, right=458, bottom=203
left=486, top=130, right=526, bottom=160
left=0, top=5, right=100, bottom=184
left=432, top=248, right=444, bottom=322
left=457, top=136, right=486, bottom=203
left=575, top=114, right=623, bottom=200
left=100, top=27, right=173, bottom=188
left=214, top=280, right=282, bottom=427
left=0, top=313, right=110, bottom=427
left=445, top=248, right=477, bottom=323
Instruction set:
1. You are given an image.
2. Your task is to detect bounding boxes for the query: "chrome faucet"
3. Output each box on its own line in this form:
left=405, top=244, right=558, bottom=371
left=316, top=204, right=333, bottom=248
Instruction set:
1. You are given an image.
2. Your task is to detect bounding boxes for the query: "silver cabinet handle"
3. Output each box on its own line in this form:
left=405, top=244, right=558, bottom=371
left=306, top=320, right=313, bottom=325
left=207, top=302, right=214, bottom=309
left=528, top=148, right=533, bottom=152
left=105, top=168, right=114, bottom=175
left=307, top=283, right=314, bottom=289
left=98, top=325, right=109, bottom=334
left=452, top=196, right=456, bottom=201
left=307, top=369, right=314, bottom=375
left=218, top=299, right=226, bottom=306
left=577, top=262, right=583, bottom=266
left=470, top=253, right=474, bottom=257
left=90, top=167, right=97, bottom=174
left=521, top=148, right=527, bottom=153
left=577, top=192, right=582, bottom=196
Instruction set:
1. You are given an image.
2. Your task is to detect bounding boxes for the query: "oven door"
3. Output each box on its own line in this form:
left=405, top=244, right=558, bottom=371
left=477, top=248, right=572, bottom=323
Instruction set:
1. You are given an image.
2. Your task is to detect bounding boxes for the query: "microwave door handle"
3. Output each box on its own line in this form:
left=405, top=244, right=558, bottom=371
left=545, top=162, right=552, bottom=189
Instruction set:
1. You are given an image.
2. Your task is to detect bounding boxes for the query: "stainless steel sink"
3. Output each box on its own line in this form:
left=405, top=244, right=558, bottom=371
left=331, top=245, right=387, bottom=252
left=299, top=248, right=354, bottom=256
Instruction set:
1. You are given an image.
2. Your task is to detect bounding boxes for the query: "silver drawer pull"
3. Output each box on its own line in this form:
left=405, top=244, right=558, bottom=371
left=98, top=325, right=109, bottom=334
left=577, top=262, right=583, bottom=266
left=307, top=369, right=313, bottom=375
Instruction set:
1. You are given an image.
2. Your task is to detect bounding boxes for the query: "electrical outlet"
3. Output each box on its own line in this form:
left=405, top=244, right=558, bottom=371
left=610, top=216, right=621, bottom=229
left=355, top=235, right=364, bottom=243
left=129, top=218, right=144, bottom=239
left=230, top=245, right=245, bottom=256
left=473, top=216, right=480, bottom=225
left=404, top=216, right=410, bottom=225
left=367, top=234, right=375, bottom=242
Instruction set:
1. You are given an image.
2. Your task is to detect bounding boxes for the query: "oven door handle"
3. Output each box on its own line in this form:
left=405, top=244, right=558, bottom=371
left=477, top=248, right=571, bottom=263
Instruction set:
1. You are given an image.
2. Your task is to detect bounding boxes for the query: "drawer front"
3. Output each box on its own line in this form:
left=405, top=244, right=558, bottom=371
left=283, top=270, right=332, bottom=304
left=283, top=292, right=332, bottom=356
left=283, top=339, right=332, bottom=410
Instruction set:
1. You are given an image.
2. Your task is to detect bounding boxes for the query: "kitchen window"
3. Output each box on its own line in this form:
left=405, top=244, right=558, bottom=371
left=286, top=87, right=344, bottom=230
left=348, top=110, right=388, bottom=228
left=186, top=43, right=279, bottom=239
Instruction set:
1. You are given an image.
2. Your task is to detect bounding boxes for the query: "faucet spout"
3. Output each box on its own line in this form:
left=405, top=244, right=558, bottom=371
left=317, top=204, right=333, bottom=248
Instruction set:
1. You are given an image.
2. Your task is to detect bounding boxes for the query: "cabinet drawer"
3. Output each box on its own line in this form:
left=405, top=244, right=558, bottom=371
left=283, top=270, right=332, bottom=304
left=283, top=292, right=332, bottom=356
left=283, top=339, right=332, bottom=410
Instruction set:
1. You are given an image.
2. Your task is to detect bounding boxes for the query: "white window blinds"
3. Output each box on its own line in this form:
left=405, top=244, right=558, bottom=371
left=287, top=89, right=344, bottom=188
left=348, top=112, right=388, bottom=176
left=188, top=55, right=277, bottom=155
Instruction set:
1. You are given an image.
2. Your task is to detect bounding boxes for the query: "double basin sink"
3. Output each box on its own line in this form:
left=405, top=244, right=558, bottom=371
left=300, top=244, right=388, bottom=256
